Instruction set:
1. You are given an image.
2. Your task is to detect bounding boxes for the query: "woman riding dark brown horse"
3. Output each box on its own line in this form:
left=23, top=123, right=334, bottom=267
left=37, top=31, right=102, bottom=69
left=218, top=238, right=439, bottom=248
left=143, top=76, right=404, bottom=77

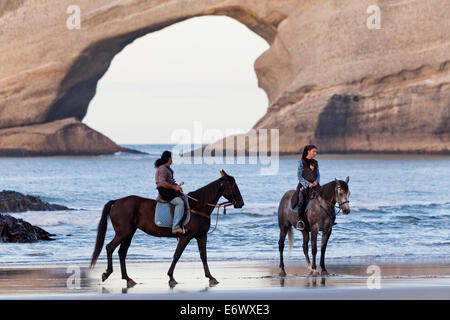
left=154, top=150, right=186, bottom=234
left=90, top=169, right=244, bottom=288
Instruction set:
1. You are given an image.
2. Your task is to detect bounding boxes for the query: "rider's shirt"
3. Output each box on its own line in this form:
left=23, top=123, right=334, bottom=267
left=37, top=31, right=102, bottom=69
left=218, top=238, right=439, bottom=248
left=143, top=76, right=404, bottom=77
left=155, top=164, right=177, bottom=187
left=297, top=158, right=320, bottom=189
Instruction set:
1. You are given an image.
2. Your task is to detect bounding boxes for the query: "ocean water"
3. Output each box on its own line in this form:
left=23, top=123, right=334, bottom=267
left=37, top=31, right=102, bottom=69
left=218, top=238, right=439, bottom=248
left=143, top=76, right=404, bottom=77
left=0, top=144, right=449, bottom=267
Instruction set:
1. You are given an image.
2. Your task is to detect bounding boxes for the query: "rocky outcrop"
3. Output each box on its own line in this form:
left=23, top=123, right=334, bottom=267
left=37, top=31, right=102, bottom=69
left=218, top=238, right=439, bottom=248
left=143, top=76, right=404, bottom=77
left=0, top=0, right=449, bottom=155
left=0, top=213, right=55, bottom=242
left=0, top=117, right=139, bottom=156
left=0, top=190, right=70, bottom=213
left=0, top=190, right=67, bottom=242
left=253, top=63, right=450, bottom=154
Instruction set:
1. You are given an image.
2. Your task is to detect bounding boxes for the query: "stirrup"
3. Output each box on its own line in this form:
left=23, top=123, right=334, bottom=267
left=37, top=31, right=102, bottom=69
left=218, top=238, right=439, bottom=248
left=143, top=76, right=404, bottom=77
left=172, top=227, right=187, bottom=234
left=296, top=220, right=305, bottom=231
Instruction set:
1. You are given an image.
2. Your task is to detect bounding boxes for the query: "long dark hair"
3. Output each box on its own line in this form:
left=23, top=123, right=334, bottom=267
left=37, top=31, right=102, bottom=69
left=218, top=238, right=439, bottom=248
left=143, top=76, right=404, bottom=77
left=154, top=150, right=172, bottom=168
left=302, top=144, right=318, bottom=160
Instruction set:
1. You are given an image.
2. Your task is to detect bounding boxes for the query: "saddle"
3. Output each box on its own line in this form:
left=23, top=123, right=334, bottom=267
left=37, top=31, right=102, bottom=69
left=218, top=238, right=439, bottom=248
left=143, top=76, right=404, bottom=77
left=155, top=195, right=190, bottom=228
left=290, top=182, right=302, bottom=210
left=155, top=195, right=175, bottom=218
left=290, top=183, right=319, bottom=211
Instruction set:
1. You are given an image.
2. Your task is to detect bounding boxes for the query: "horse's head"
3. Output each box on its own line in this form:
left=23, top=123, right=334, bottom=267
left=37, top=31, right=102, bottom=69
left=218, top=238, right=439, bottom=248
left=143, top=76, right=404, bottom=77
left=219, top=169, right=244, bottom=208
left=335, top=176, right=351, bottom=215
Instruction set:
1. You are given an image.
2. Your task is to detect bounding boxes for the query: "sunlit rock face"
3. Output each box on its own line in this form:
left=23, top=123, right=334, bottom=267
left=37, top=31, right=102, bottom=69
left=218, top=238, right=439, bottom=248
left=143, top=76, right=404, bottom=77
left=0, top=0, right=448, bottom=155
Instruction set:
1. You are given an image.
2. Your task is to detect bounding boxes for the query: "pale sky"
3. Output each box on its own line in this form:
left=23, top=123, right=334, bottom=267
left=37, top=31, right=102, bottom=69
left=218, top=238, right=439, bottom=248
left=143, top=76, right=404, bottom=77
left=83, top=16, right=269, bottom=144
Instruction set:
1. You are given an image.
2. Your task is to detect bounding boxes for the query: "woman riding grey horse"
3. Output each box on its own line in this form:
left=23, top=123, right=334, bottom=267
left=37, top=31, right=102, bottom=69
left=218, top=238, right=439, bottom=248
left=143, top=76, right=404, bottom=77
left=291, top=144, right=320, bottom=231
left=279, top=177, right=351, bottom=276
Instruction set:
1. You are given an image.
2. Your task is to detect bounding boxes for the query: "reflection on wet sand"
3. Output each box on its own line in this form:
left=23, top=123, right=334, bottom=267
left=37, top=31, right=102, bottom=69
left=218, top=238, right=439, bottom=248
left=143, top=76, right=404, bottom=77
left=1, top=260, right=449, bottom=298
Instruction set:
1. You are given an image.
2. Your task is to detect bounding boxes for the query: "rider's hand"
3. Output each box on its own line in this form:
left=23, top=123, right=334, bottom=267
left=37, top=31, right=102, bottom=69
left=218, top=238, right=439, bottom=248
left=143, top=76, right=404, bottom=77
left=174, top=185, right=183, bottom=192
left=312, top=181, right=318, bottom=187
left=308, top=183, right=314, bottom=188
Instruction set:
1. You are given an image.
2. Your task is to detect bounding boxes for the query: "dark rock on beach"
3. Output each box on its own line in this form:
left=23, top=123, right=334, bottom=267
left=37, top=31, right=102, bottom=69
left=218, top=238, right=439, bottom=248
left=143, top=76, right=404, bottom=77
left=0, top=190, right=70, bottom=213
left=0, top=213, right=55, bottom=242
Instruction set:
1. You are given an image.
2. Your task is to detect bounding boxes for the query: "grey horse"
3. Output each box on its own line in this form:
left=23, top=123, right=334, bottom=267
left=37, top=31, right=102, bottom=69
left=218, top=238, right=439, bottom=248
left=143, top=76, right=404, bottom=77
left=278, top=177, right=351, bottom=276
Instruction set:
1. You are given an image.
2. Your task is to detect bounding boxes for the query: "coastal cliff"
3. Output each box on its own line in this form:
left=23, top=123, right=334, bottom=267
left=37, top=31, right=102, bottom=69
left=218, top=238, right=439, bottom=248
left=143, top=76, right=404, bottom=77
left=0, top=0, right=448, bottom=155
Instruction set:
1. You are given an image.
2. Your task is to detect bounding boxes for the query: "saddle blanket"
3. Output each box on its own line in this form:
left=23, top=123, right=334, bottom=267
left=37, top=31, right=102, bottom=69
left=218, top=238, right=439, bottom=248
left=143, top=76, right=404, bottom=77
left=155, top=195, right=190, bottom=228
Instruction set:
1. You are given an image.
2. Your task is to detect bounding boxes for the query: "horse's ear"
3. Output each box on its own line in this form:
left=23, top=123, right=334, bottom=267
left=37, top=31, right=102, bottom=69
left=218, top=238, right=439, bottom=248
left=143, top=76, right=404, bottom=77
left=220, top=169, right=227, bottom=177
left=345, top=176, right=349, bottom=184
left=335, top=178, right=340, bottom=186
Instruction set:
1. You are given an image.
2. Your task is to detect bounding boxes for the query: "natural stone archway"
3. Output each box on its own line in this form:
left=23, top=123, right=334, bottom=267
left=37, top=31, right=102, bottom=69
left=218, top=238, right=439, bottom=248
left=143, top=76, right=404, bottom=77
left=0, top=0, right=449, bottom=155
left=0, top=0, right=294, bottom=155
left=45, top=6, right=282, bottom=125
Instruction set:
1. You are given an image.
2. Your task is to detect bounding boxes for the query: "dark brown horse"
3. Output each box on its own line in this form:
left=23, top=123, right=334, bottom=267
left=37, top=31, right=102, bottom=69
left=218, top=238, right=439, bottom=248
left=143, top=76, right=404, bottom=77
left=90, top=170, right=244, bottom=288
left=278, top=177, right=350, bottom=277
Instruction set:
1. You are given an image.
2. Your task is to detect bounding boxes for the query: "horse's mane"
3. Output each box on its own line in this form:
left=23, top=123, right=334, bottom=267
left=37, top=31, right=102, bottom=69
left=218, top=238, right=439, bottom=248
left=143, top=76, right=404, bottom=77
left=316, top=180, right=348, bottom=200
left=187, top=177, right=222, bottom=207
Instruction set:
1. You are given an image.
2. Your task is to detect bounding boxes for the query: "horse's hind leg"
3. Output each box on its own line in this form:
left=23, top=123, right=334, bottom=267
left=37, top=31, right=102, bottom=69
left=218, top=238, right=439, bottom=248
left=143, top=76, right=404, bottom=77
left=118, top=231, right=137, bottom=288
left=278, top=226, right=289, bottom=276
left=102, top=235, right=122, bottom=281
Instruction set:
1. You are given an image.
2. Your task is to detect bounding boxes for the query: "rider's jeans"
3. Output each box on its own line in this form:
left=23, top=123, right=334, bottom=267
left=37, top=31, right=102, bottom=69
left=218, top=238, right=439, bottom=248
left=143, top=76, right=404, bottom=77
left=170, top=196, right=184, bottom=229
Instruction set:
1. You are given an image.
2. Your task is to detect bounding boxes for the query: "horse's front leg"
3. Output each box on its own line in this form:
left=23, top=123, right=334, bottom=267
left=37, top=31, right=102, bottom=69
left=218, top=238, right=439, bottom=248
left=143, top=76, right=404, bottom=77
left=197, top=234, right=218, bottom=285
left=310, top=228, right=319, bottom=275
left=320, top=228, right=332, bottom=276
left=167, top=236, right=191, bottom=287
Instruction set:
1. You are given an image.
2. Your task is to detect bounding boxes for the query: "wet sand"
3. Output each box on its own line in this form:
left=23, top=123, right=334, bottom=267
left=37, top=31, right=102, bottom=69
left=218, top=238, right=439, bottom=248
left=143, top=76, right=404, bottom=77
left=0, top=260, right=449, bottom=299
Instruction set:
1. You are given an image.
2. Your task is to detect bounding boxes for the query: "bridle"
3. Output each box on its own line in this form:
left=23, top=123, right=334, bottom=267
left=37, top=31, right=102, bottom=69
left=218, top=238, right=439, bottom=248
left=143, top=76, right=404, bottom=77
left=181, top=180, right=238, bottom=234
left=311, top=184, right=350, bottom=216
left=335, top=186, right=351, bottom=211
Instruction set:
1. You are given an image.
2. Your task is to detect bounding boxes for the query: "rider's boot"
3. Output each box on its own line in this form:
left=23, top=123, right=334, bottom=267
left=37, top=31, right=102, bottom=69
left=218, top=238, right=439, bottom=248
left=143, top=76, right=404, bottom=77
left=296, top=206, right=306, bottom=231
left=295, top=188, right=307, bottom=231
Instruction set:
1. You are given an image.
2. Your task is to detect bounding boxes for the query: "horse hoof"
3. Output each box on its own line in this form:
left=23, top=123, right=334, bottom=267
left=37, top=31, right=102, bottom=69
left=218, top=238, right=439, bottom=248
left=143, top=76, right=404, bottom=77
left=101, top=272, right=109, bottom=282
left=169, top=279, right=178, bottom=288
left=279, top=270, right=287, bottom=277
left=127, top=279, right=137, bottom=288
left=209, top=278, right=219, bottom=286
left=321, top=270, right=329, bottom=276
left=309, top=269, right=318, bottom=276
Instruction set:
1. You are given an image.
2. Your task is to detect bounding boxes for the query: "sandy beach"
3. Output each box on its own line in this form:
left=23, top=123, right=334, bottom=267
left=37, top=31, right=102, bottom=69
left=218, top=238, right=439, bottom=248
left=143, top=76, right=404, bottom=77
left=1, top=260, right=449, bottom=300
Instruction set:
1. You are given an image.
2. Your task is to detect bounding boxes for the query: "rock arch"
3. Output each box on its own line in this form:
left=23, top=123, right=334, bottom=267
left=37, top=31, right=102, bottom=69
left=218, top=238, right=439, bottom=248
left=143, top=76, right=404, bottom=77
left=0, top=1, right=294, bottom=155
left=45, top=5, right=286, bottom=124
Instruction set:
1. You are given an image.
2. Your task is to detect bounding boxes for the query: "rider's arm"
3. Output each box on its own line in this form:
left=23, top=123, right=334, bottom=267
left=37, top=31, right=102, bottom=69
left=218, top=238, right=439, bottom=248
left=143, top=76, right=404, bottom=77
left=297, top=160, right=311, bottom=189
left=316, top=162, right=320, bottom=185
left=159, top=181, right=178, bottom=190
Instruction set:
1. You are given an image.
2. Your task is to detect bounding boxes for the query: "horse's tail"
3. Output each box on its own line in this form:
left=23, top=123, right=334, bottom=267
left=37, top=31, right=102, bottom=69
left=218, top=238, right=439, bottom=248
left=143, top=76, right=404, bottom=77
left=90, top=200, right=115, bottom=268
left=287, top=227, right=294, bottom=257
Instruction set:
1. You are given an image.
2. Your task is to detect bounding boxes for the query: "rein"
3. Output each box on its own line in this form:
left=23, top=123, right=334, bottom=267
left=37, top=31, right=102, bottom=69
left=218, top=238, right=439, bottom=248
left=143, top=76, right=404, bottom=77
left=182, top=192, right=233, bottom=234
